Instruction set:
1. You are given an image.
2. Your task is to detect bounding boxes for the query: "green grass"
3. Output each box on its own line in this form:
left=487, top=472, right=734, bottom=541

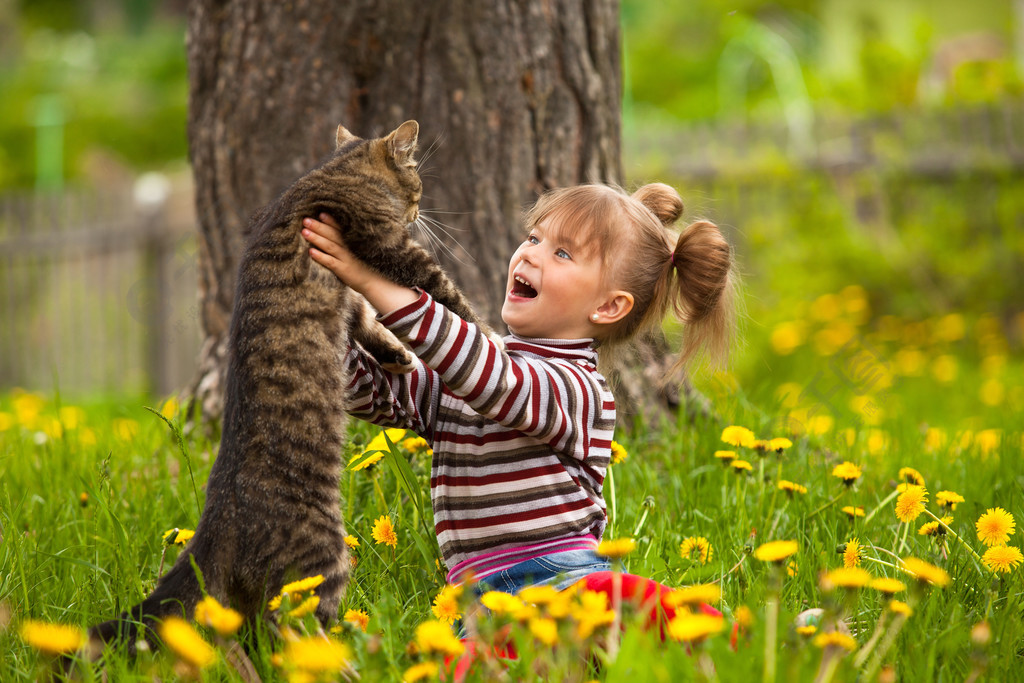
left=1, top=305, right=1022, bottom=681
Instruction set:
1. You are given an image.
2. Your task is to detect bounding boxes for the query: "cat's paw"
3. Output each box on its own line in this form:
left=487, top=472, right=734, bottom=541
left=381, top=350, right=416, bottom=374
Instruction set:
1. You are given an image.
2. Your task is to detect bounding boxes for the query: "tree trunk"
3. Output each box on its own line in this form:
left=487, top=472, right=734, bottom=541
left=185, top=0, right=704, bottom=426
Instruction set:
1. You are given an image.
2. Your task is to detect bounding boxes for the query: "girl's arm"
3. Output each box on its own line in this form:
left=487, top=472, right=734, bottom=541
left=303, top=214, right=613, bottom=462
left=344, top=340, right=438, bottom=439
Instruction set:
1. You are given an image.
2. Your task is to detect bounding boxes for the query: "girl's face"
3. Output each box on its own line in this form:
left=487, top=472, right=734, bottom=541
left=501, top=218, right=612, bottom=340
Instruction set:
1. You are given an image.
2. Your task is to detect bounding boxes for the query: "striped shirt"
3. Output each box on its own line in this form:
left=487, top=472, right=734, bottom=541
left=346, top=290, right=615, bottom=572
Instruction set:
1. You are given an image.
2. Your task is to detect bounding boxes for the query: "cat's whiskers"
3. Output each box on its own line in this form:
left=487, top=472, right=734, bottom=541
left=414, top=214, right=473, bottom=266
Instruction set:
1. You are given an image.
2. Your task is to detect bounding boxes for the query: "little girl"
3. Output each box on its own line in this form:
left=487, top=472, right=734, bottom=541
left=301, top=182, right=734, bottom=600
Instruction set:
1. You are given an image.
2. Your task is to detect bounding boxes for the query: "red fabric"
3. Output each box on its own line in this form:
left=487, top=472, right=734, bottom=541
left=443, top=572, right=725, bottom=681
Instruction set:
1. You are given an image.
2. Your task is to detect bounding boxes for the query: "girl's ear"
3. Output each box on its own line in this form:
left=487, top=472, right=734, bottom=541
left=594, top=291, right=634, bottom=324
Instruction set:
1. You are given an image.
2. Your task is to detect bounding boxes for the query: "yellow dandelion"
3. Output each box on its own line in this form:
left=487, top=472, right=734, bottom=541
left=981, top=545, right=1023, bottom=573
left=364, top=428, right=407, bottom=453
left=976, top=508, right=1015, bottom=547
left=721, top=425, right=757, bottom=448
left=936, top=491, right=964, bottom=511
left=889, top=600, right=913, bottom=617
left=348, top=450, right=385, bottom=471
left=919, top=516, right=953, bottom=538
left=796, top=625, right=817, bottom=637
left=371, top=515, right=398, bottom=548
left=731, top=459, right=753, bottom=473
left=901, top=557, right=950, bottom=588
left=734, top=605, right=754, bottom=630
left=753, top=540, right=798, bottom=564
left=768, top=437, right=793, bottom=453
left=778, top=480, right=808, bottom=496
left=343, top=535, right=360, bottom=548
left=281, top=635, right=351, bottom=672
left=610, top=441, right=629, bottom=465
left=19, top=620, right=86, bottom=656
left=821, top=567, right=871, bottom=591
left=667, top=612, right=725, bottom=643
left=112, top=418, right=139, bottom=442
left=787, top=560, right=799, bottom=577
left=517, top=584, right=560, bottom=606
left=842, top=538, right=861, bottom=568
left=831, top=461, right=862, bottom=486
left=281, top=575, right=325, bottom=595
left=162, top=528, right=195, bottom=546
left=679, top=536, right=714, bottom=564
left=480, top=591, right=525, bottom=616
left=714, top=450, right=737, bottom=464
left=194, top=595, right=244, bottom=636
left=528, top=617, right=559, bottom=646
left=431, top=584, right=463, bottom=625
left=894, top=485, right=928, bottom=523
left=403, top=661, right=439, bottom=682
left=574, top=594, right=615, bottom=640
left=812, top=631, right=858, bottom=651
left=159, top=616, right=216, bottom=669
left=401, top=436, right=432, bottom=455
left=897, top=467, right=926, bottom=487
left=343, top=609, right=370, bottom=632
left=414, top=620, right=464, bottom=658
left=597, top=537, right=636, bottom=559
left=841, top=505, right=866, bottom=519
left=287, top=595, right=320, bottom=619
left=868, top=577, right=906, bottom=594
left=664, top=584, right=721, bottom=609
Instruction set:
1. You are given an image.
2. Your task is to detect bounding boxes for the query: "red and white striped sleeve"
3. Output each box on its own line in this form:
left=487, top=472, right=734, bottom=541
left=344, top=341, right=439, bottom=438
left=380, top=291, right=610, bottom=461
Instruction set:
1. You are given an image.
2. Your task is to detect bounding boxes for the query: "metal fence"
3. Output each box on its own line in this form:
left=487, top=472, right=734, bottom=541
left=0, top=182, right=200, bottom=397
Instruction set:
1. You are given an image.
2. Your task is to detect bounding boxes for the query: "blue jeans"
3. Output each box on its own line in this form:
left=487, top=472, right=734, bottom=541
left=476, top=547, right=611, bottom=595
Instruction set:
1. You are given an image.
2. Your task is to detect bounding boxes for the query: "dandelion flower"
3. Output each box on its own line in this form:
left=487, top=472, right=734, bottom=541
left=868, top=577, right=906, bottom=594
left=787, top=560, right=799, bottom=577
left=680, top=536, right=714, bottom=564
left=976, top=508, right=1015, bottom=547
left=981, top=545, right=1023, bottom=573
left=895, top=485, right=928, bottom=523
left=349, top=450, right=385, bottom=471
left=194, top=596, right=244, bottom=636
left=610, top=441, right=629, bottom=465
left=901, top=557, right=950, bottom=588
left=280, top=635, right=351, bottom=672
left=831, top=461, right=862, bottom=486
left=401, top=436, right=431, bottom=455
left=664, top=584, right=721, bottom=609
left=343, top=535, right=360, bottom=548
left=414, top=620, right=464, bottom=658
left=919, top=516, right=953, bottom=537
left=371, top=515, right=398, bottom=548
left=842, top=538, right=861, bottom=568
left=841, top=505, right=865, bottom=518
left=162, top=528, right=195, bottom=546
left=721, top=426, right=756, bottom=448
left=159, top=616, right=216, bottom=669
left=768, top=437, right=793, bottom=454
left=753, top=540, right=798, bottom=564
left=19, top=620, right=86, bottom=656
left=667, top=612, right=725, bottom=643
left=812, top=631, right=857, bottom=651
left=777, top=480, right=808, bottom=496
left=897, top=467, right=926, bottom=487
left=287, top=595, right=320, bottom=619
left=936, top=491, right=964, bottom=511
left=281, top=575, right=325, bottom=594
left=431, top=584, right=463, bottom=625
left=734, top=605, right=754, bottom=629
left=889, top=600, right=913, bottom=617
left=480, top=591, right=525, bottom=616
left=796, top=625, right=817, bottom=636
left=528, top=617, right=559, bottom=646
left=403, top=661, right=439, bottom=682
left=344, top=609, right=370, bottom=632
left=821, top=567, right=871, bottom=591
left=597, top=537, right=636, bottom=559
left=730, top=459, right=753, bottom=473
left=714, top=450, right=737, bottom=464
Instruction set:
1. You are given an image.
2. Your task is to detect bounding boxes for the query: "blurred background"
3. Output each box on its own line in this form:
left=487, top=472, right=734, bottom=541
left=0, top=0, right=1021, bottom=433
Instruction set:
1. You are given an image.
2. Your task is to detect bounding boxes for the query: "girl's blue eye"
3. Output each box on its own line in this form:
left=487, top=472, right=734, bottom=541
left=527, top=234, right=540, bottom=245
left=556, top=248, right=571, bottom=260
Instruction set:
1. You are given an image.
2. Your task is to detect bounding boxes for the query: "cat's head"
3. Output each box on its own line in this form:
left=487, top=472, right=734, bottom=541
left=334, top=120, right=422, bottom=225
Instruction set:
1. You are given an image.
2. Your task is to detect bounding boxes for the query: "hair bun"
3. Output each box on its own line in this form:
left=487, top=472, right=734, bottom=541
left=632, top=183, right=684, bottom=226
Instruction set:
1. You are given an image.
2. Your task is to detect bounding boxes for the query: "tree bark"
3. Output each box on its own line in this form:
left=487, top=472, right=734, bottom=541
left=185, top=0, right=703, bottom=426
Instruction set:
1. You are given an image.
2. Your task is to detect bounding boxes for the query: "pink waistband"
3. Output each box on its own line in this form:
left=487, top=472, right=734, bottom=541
left=446, top=536, right=599, bottom=586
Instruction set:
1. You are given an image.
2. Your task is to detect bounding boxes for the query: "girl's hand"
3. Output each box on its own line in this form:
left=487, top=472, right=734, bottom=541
left=302, top=213, right=419, bottom=315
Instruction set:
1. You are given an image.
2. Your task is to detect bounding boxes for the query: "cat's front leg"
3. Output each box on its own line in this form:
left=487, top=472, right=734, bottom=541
left=348, top=295, right=416, bottom=373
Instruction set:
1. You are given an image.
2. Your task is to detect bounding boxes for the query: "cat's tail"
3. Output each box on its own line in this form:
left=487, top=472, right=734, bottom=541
left=89, top=552, right=205, bottom=650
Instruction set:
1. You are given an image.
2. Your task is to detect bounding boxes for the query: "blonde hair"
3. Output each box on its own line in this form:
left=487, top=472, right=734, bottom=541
left=523, top=183, right=736, bottom=373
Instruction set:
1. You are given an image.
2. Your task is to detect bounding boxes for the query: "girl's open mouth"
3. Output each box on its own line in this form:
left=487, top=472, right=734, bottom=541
left=511, top=275, right=537, bottom=298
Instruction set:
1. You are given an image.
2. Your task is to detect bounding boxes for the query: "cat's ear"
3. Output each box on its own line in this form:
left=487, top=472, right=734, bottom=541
left=388, top=120, right=419, bottom=165
left=336, top=124, right=359, bottom=149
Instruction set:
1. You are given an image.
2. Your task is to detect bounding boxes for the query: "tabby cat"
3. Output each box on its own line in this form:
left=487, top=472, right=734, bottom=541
left=89, top=120, right=485, bottom=649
